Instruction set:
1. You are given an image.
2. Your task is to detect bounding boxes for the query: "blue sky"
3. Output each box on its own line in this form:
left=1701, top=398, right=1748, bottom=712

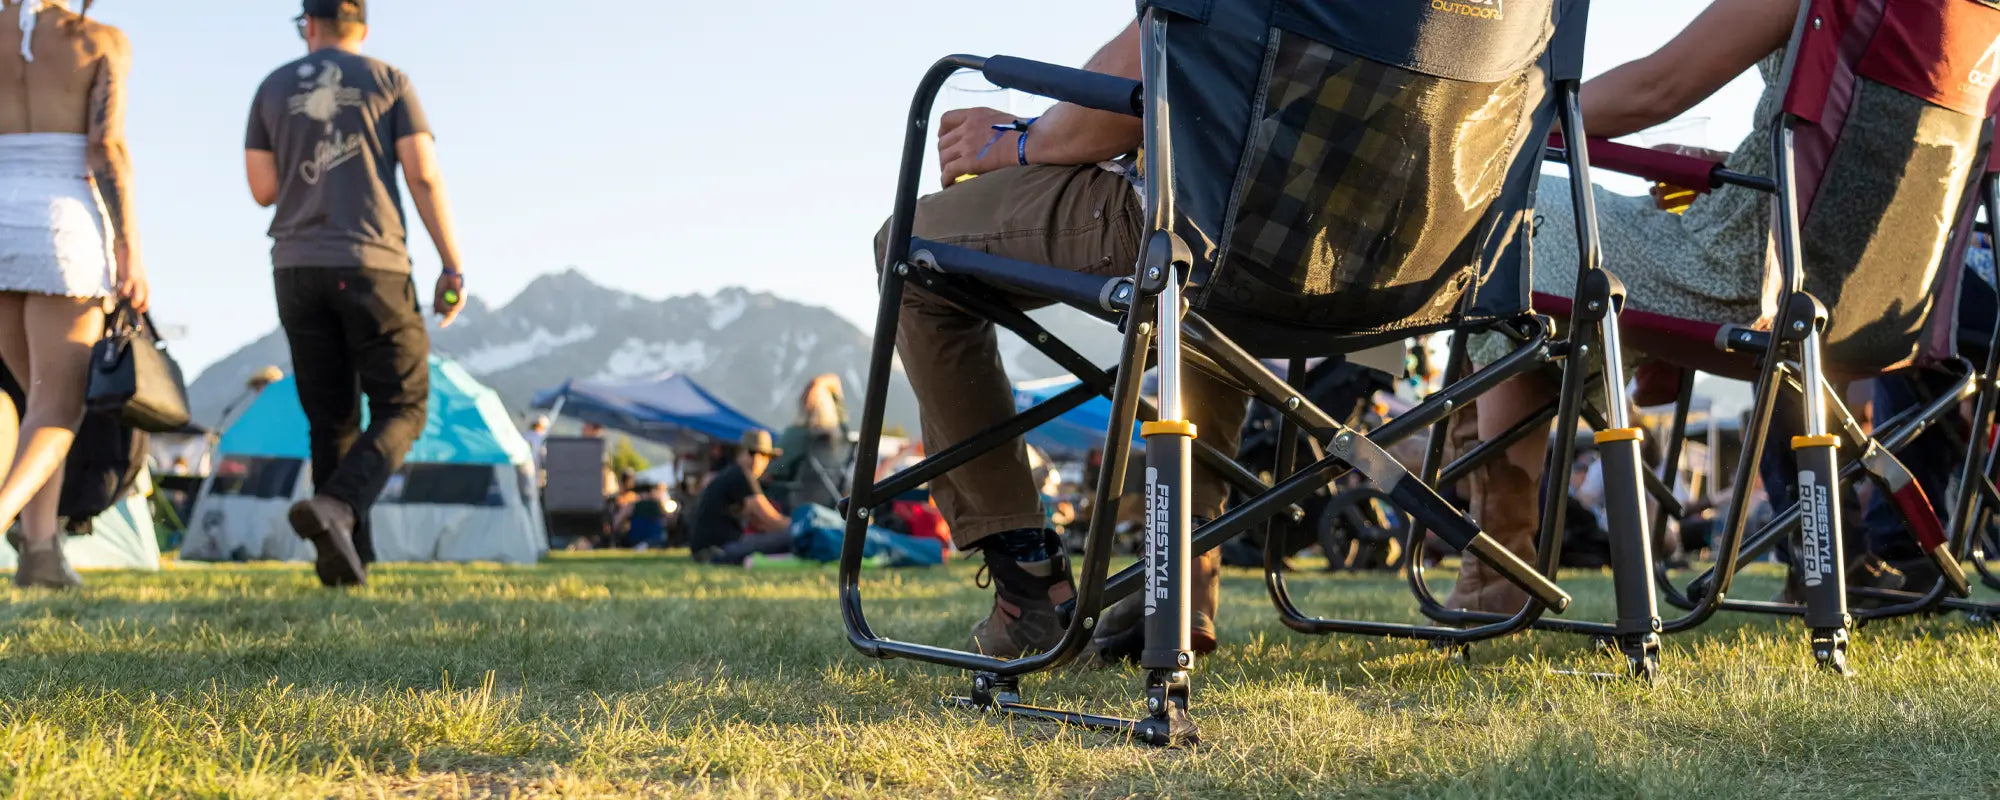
left=85, top=2, right=1758, bottom=374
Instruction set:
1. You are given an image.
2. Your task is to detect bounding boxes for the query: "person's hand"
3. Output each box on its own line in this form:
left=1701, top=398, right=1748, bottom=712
left=938, top=107, right=1022, bottom=188
left=433, top=271, right=465, bottom=328
left=115, top=244, right=150, bottom=313
left=1646, top=144, right=1732, bottom=213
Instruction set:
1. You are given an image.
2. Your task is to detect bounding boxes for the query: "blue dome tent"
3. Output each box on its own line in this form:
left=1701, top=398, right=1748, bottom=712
left=180, top=357, right=545, bottom=565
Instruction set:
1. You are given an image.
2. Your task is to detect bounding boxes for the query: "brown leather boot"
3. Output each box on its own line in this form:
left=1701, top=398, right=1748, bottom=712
left=1090, top=534, right=1223, bottom=664
left=1442, top=412, right=1540, bottom=614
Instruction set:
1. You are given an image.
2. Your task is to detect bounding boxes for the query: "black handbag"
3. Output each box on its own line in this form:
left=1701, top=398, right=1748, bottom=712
left=86, top=301, right=191, bottom=433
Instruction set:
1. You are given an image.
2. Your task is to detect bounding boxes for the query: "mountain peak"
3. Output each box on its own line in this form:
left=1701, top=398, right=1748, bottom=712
left=188, top=269, right=926, bottom=434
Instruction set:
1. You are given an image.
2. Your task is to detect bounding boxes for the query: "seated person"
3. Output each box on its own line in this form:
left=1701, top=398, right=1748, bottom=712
left=688, top=431, right=791, bottom=564
left=1461, top=0, right=1984, bottom=611
left=878, top=19, right=1247, bottom=659
left=623, top=481, right=671, bottom=550
left=767, top=374, right=852, bottom=510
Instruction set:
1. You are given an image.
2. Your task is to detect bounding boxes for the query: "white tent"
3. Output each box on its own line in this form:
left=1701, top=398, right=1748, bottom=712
left=0, top=489, right=161, bottom=572
left=180, top=357, right=545, bottom=565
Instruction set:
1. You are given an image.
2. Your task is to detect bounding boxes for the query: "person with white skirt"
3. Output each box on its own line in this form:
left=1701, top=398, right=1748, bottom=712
left=0, top=0, right=151, bottom=588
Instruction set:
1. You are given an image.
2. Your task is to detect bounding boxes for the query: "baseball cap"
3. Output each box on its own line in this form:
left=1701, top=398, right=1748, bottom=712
left=301, top=0, right=366, bottom=22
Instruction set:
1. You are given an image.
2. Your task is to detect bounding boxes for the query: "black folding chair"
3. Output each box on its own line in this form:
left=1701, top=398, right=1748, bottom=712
left=837, top=0, right=1660, bottom=745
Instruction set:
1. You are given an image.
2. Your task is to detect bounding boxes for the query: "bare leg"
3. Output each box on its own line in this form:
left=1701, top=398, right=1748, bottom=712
left=0, top=294, right=104, bottom=543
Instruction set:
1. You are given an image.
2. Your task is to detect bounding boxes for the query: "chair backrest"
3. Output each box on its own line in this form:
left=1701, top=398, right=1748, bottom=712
left=1780, top=0, right=2000, bottom=369
left=541, top=436, right=607, bottom=514
left=1142, top=0, right=1583, bottom=357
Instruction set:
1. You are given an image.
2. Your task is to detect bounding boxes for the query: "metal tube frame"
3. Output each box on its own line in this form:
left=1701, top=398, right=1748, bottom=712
left=1381, top=81, right=1663, bottom=678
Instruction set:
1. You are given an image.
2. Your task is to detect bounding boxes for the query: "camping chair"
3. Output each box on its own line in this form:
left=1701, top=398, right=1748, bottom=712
left=839, top=0, right=1640, bottom=745
left=542, top=436, right=609, bottom=547
left=1423, top=0, right=2000, bottom=676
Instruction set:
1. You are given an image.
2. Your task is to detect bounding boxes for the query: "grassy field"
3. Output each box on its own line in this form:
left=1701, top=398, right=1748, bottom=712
left=3, top=552, right=2000, bottom=799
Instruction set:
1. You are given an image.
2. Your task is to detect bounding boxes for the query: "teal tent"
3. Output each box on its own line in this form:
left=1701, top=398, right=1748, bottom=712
left=182, top=357, right=545, bottom=564
left=222, top=358, right=532, bottom=465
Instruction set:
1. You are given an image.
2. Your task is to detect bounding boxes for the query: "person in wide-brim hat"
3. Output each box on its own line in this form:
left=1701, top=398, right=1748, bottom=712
left=685, top=430, right=790, bottom=565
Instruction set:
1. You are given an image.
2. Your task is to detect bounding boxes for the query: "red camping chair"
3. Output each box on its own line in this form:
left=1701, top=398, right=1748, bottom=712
left=1436, top=0, right=2000, bottom=676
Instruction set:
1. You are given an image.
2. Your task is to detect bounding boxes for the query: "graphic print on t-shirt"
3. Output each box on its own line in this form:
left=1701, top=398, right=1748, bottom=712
left=286, top=61, right=367, bottom=185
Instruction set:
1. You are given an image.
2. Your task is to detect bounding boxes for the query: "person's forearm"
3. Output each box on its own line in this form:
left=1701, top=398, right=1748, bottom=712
left=409, top=179, right=463, bottom=272
left=1576, top=64, right=1684, bottom=140
left=88, top=140, right=138, bottom=258
left=1024, top=103, right=1143, bottom=166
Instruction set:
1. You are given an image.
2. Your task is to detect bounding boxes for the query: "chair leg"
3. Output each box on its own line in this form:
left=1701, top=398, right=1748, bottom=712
left=1792, top=328, right=1855, bottom=677
left=1590, top=303, right=1664, bottom=682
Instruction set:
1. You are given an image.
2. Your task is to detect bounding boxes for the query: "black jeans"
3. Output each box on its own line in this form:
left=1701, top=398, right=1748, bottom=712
left=275, top=268, right=431, bottom=562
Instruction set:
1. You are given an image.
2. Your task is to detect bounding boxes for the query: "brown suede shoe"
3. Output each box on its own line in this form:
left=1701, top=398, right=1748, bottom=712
left=8, top=529, right=81, bottom=589
left=1443, top=413, right=1540, bottom=614
left=288, top=495, right=366, bottom=587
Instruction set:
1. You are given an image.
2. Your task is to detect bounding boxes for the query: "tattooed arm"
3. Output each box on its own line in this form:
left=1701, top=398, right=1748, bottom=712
left=86, top=27, right=147, bottom=312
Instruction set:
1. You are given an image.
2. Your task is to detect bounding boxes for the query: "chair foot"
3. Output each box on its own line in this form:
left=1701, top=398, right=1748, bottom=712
left=1621, top=632, right=1661, bottom=684
left=943, top=670, right=1200, bottom=748
left=1811, top=627, right=1854, bottom=677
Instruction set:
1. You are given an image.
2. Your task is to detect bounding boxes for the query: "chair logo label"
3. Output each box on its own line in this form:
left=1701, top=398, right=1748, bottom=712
left=1799, top=472, right=1831, bottom=587
left=1432, top=0, right=1502, bottom=20
left=1971, top=38, right=2000, bottom=91
left=1144, top=467, right=1170, bottom=615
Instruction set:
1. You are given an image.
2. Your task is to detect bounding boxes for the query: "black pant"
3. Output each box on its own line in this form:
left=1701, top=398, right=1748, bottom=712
left=275, top=268, right=431, bottom=562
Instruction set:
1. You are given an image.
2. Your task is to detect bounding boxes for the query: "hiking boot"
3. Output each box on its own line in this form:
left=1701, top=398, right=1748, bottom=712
left=1091, top=546, right=1221, bottom=665
left=8, top=529, right=81, bottom=589
left=1443, top=412, right=1539, bottom=614
left=288, top=495, right=366, bottom=587
left=968, top=532, right=1075, bottom=659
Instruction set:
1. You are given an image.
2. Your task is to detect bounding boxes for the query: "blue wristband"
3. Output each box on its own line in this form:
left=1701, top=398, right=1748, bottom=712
left=981, top=116, right=1039, bottom=168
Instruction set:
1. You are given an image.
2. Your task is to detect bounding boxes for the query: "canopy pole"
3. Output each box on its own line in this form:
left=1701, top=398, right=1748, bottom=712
left=547, top=396, right=568, bottom=427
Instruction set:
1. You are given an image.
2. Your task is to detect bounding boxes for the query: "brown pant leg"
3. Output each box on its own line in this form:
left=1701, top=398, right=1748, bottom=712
left=875, top=166, right=1143, bottom=549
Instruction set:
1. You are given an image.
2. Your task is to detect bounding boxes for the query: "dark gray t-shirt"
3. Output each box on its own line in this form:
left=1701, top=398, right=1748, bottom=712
left=246, top=50, right=430, bottom=272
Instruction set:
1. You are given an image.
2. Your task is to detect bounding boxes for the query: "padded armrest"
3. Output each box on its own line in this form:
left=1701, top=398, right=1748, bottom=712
left=1548, top=133, right=1725, bottom=194
left=983, top=56, right=1143, bottom=117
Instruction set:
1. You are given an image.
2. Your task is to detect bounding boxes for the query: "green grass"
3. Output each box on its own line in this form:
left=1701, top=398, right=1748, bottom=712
left=4, top=552, right=2000, bottom=798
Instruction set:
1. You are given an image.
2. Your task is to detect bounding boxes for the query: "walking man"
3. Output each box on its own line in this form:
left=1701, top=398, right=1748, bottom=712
left=244, top=0, right=467, bottom=586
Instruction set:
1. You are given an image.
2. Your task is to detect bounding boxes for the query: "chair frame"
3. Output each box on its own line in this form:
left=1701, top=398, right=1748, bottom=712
left=837, top=6, right=1640, bottom=745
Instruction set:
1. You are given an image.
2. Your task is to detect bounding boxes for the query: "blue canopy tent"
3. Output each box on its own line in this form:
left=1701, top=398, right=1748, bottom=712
left=181, top=357, right=545, bottom=564
left=529, top=372, right=767, bottom=445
